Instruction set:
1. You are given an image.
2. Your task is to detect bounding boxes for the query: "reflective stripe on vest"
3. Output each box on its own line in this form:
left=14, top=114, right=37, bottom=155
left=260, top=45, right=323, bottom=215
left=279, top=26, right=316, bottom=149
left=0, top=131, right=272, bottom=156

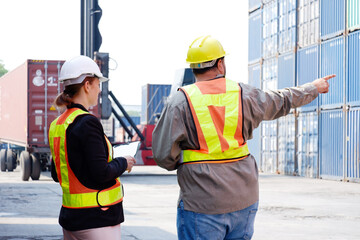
left=49, top=108, right=123, bottom=208
left=180, top=78, right=250, bottom=164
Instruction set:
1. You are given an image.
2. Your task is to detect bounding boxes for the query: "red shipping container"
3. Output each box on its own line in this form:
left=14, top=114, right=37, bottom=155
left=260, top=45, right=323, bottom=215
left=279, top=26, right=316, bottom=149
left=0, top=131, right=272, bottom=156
left=0, top=59, right=100, bottom=179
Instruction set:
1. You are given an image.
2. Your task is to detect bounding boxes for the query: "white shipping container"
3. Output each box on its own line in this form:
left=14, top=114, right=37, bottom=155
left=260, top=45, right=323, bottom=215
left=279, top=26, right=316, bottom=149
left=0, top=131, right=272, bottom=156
left=298, top=0, right=320, bottom=48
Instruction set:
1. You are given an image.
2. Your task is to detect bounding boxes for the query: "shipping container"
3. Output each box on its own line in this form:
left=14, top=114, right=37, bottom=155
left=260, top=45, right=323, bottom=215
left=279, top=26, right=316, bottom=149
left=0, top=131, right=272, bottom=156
left=278, top=113, right=295, bottom=175
left=249, top=10, right=263, bottom=63
left=249, top=0, right=262, bottom=13
left=262, top=0, right=278, bottom=59
left=347, top=0, right=360, bottom=31
left=261, top=120, right=278, bottom=173
left=297, top=111, right=318, bottom=178
left=0, top=60, right=66, bottom=179
left=298, top=0, right=320, bottom=48
left=320, top=0, right=345, bottom=40
left=320, top=36, right=345, bottom=109
left=262, top=57, right=278, bottom=90
left=247, top=63, right=262, bottom=166
left=278, top=0, right=297, bottom=53
left=346, top=30, right=360, bottom=106
left=248, top=63, right=262, bottom=88
left=346, top=107, right=360, bottom=181
left=278, top=52, right=296, bottom=89
left=141, top=84, right=171, bottom=124
left=319, top=109, right=344, bottom=180
left=297, top=45, right=319, bottom=111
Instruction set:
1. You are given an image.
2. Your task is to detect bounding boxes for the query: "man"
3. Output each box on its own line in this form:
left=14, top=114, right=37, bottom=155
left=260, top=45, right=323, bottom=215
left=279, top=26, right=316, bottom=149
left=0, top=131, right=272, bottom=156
left=152, top=35, right=334, bottom=240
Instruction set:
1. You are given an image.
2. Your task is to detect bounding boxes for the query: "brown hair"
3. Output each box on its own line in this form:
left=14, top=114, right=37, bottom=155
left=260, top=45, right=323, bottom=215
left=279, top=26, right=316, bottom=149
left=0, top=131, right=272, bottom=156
left=192, top=57, right=224, bottom=76
left=54, top=77, right=97, bottom=108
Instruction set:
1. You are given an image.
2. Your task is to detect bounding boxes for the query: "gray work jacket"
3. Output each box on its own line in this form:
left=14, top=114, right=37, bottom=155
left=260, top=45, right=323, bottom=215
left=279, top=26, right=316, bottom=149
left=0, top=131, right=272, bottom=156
left=152, top=80, right=318, bottom=214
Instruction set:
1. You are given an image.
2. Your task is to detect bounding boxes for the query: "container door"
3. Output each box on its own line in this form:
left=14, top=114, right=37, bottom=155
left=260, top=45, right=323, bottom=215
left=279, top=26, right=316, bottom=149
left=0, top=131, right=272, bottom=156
left=28, top=60, right=64, bottom=148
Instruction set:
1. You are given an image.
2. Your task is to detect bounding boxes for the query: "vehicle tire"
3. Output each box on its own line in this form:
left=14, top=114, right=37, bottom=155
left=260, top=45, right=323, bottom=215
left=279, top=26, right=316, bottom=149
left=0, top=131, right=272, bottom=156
left=0, top=149, right=6, bottom=172
left=6, top=149, right=14, bottom=171
left=20, top=151, right=31, bottom=181
left=30, top=153, right=41, bottom=180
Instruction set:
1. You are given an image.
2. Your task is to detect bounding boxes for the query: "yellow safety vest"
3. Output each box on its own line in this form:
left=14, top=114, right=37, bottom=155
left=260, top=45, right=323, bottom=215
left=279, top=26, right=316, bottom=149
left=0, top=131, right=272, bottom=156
left=180, top=78, right=250, bottom=164
left=49, top=108, right=123, bottom=208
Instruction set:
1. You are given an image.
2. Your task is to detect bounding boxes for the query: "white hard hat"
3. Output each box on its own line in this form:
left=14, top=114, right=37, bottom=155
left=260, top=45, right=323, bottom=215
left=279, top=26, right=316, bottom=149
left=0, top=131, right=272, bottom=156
left=59, top=55, right=109, bottom=87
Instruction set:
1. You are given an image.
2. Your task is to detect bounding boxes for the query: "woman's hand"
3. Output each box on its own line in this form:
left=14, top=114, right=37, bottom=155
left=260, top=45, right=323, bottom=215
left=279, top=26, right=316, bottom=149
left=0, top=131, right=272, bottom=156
left=124, top=156, right=136, bottom=173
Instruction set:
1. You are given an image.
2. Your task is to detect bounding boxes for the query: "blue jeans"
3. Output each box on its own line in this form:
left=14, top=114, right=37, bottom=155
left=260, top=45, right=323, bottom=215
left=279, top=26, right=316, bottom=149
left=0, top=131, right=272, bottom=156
left=177, top=200, right=258, bottom=240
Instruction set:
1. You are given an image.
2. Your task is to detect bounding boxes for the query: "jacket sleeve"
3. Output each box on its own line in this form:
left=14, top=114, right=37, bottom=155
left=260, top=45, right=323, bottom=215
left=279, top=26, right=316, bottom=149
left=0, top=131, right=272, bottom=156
left=68, top=115, right=128, bottom=185
left=152, top=91, right=199, bottom=171
left=241, top=82, right=319, bottom=141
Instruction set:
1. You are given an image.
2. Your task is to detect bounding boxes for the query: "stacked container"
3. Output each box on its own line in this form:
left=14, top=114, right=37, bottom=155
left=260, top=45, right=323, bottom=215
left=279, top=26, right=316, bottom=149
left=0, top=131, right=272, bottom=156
left=248, top=1, right=263, bottom=167
left=141, top=84, right=171, bottom=125
left=248, top=0, right=360, bottom=182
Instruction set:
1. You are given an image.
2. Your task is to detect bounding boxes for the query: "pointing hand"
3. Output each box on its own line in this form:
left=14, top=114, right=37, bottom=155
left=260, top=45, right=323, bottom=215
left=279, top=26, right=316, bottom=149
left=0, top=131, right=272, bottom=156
left=312, top=74, right=336, bottom=94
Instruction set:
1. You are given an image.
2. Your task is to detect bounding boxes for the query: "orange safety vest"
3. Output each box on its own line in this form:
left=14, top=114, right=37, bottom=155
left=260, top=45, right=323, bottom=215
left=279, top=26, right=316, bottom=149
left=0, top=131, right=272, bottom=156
left=48, top=108, right=123, bottom=208
left=179, top=78, right=250, bottom=164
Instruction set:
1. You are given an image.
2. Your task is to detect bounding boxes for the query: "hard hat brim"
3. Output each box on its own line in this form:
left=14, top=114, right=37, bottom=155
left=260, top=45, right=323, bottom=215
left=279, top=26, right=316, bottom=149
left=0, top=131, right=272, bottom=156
left=62, top=74, right=109, bottom=87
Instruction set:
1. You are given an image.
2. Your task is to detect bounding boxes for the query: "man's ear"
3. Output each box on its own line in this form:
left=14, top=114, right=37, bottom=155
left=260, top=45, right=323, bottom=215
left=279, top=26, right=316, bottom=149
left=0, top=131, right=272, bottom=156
left=217, top=59, right=225, bottom=74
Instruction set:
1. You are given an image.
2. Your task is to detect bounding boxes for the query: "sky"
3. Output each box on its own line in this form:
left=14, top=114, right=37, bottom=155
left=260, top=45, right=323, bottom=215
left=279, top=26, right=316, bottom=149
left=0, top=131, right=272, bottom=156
left=0, top=0, right=249, bottom=105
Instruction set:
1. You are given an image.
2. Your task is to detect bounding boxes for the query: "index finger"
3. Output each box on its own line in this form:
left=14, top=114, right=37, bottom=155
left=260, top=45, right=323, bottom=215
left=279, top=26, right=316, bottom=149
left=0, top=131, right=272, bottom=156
left=323, top=74, right=336, bottom=81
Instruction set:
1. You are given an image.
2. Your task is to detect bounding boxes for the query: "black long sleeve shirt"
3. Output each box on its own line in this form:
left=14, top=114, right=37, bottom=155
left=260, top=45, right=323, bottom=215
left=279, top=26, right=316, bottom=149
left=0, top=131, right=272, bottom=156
left=51, top=104, right=128, bottom=231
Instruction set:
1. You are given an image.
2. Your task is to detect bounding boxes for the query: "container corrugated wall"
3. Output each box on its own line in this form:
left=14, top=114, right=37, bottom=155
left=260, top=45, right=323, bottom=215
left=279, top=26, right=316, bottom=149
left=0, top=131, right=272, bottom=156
left=261, top=57, right=278, bottom=173
left=278, top=52, right=296, bottom=88
left=249, top=10, right=262, bottom=63
left=319, top=109, right=344, bottom=180
left=320, top=36, right=345, bottom=109
left=248, top=63, right=262, bottom=88
left=346, top=31, right=360, bottom=106
left=248, top=63, right=262, bottom=166
left=298, top=0, right=320, bottom=48
left=297, top=45, right=319, bottom=111
left=141, top=84, right=171, bottom=124
left=278, top=0, right=297, bottom=53
left=346, top=107, right=360, bottom=181
left=297, top=111, right=319, bottom=178
left=278, top=113, right=295, bottom=175
left=262, top=0, right=278, bottom=58
left=347, top=0, right=360, bottom=31
left=261, top=120, right=278, bottom=173
left=320, top=0, right=345, bottom=40
left=249, top=0, right=262, bottom=12
left=262, top=57, right=278, bottom=90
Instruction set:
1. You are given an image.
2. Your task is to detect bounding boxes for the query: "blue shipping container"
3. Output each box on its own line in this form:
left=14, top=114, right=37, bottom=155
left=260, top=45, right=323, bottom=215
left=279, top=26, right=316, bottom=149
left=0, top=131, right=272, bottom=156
left=298, top=0, right=320, bottom=48
left=248, top=63, right=261, bottom=88
left=278, top=0, right=297, bottom=53
left=297, top=111, right=318, bottom=178
left=346, top=30, right=360, bottom=106
left=297, top=45, right=319, bottom=111
left=261, top=120, right=278, bottom=173
left=278, top=52, right=296, bottom=89
left=262, top=57, right=278, bottom=90
left=262, top=0, right=278, bottom=59
left=320, top=0, right=345, bottom=40
left=248, top=126, right=261, bottom=167
left=249, top=10, right=262, bottom=63
left=320, top=36, right=345, bottom=109
left=346, top=107, right=360, bottom=181
left=319, top=109, right=344, bottom=180
left=249, top=0, right=262, bottom=12
left=141, top=84, right=171, bottom=124
left=278, top=113, right=295, bottom=175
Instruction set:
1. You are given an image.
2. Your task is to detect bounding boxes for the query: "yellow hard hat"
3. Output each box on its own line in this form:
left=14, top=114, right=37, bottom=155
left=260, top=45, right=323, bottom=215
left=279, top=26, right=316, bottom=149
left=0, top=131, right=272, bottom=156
left=186, top=35, right=226, bottom=69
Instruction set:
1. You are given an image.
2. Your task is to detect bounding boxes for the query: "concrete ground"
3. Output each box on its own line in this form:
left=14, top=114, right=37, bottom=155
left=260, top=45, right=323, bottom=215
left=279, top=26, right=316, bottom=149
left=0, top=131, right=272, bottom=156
left=0, top=166, right=359, bottom=240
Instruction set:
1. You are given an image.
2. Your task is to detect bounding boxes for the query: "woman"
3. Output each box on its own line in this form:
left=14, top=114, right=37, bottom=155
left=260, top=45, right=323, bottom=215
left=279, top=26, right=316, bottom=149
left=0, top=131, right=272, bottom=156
left=49, top=55, right=136, bottom=239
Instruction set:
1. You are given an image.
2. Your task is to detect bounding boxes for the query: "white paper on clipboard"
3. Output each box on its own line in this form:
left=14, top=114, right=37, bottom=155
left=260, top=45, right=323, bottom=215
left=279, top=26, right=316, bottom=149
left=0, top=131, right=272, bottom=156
left=113, top=141, right=141, bottom=158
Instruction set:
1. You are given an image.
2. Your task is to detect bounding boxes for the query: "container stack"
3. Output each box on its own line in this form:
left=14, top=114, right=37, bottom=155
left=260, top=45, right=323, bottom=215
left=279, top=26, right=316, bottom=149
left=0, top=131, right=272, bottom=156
left=247, top=0, right=360, bottom=182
